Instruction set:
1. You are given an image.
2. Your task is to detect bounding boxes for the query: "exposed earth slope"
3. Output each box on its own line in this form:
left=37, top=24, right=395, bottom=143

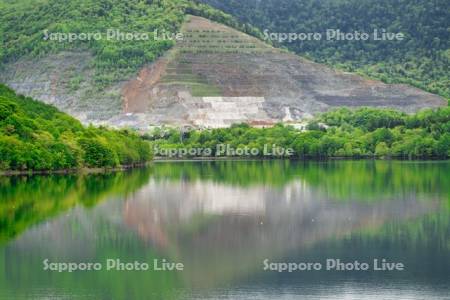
left=199, top=0, right=450, bottom=100
left=1, top=15, right=446, bottom=129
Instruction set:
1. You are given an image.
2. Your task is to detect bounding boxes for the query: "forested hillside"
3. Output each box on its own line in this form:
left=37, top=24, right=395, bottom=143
left=0, top=0, right=260, bottom=87
left=0, top=84, right=152, bottom=171
left=199, top=0, right=450, bottom=99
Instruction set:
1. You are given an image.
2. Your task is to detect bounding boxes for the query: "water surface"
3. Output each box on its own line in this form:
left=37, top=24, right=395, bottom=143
left=0, top=161, right=449, bottom=299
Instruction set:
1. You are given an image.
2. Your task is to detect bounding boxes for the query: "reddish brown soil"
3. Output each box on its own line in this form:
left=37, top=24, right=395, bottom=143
left=122, top=58, right=168, bottom=113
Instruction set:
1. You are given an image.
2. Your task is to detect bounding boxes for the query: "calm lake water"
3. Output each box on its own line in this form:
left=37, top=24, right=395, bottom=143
left=0, top=160, right=449, bottom=299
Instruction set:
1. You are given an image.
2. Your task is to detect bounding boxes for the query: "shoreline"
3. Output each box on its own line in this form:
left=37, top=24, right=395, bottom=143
left=0, top=163, right=151, bottom=176
left=153, top=156, right=449, bottom=162
left=1, top=158, right=448, bottom=176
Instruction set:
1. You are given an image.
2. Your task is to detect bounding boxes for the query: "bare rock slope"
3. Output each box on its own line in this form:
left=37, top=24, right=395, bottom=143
left=1, top=16, right=446, bottom=129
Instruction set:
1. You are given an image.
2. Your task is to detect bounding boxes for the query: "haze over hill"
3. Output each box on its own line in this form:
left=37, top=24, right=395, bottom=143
left=0, top=1, right=447, bottom=129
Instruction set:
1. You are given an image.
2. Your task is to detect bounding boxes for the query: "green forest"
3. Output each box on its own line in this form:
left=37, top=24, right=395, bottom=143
left=149, top=107, right=450, bottom=159
left=0, top=0, right=261, bottom=87
left=1, top=80, right=448, bottom=172
left=0, top=84, right=152, bottom=171
left=1, top=0, right=447, bottom=95
left=199, top=0, right=450, bottom=99
left=0, top=0, right=449, bottom=170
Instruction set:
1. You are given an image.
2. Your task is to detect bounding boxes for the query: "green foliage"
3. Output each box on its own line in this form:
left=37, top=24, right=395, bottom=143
left=0, top=168, right=152, bottom=243
left=200, top=0, right=450, bottom=99
left=150, top=107, right=450, bottom=159
left=322, top=108, right=407, bottom=131
left=0, top=0, right=258, bottom=87
left=78, top=137, right=119, bottom=167
left=0, top=84, right=152, bottom=171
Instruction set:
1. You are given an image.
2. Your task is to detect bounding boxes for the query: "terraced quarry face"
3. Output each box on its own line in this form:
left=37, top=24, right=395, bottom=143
left=1, top=16, right=446, bottom=129
left=120, top=16, right=280, bottom=128
left=120, top=16, right=446, bottom=128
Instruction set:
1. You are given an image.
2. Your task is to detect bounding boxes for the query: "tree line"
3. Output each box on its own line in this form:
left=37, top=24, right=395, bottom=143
left=0, top=84, right=152, bottom=171
left=148, top=107, right=450, bottom=159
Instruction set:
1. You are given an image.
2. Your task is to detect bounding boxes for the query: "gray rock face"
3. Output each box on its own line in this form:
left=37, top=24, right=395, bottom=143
left=0, top=16, right=446, bottom=129
left=0, top=51, right=124, bottom=124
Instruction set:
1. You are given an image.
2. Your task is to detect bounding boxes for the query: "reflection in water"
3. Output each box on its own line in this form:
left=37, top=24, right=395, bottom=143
left=0, top=169, right=152, bottom=243
left=121, top=174, right=442, bottom=288
left=0, top=161, right=449, bottom=299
